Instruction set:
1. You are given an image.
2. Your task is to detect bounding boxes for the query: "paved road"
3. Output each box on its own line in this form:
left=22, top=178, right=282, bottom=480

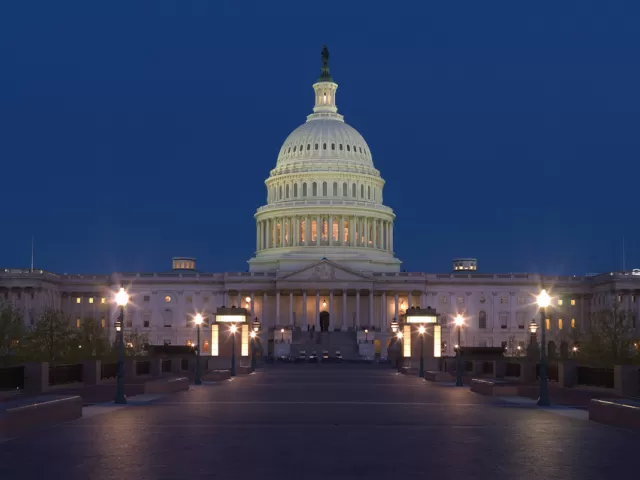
left=1, top=365, right=638, bottom=479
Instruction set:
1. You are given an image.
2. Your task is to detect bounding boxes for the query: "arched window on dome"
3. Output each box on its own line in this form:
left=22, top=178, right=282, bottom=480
left=352, top=183, right=356, bottom=198
left=323, top=143, right=327, bottom=150
left=307, top=144, right=311, bottom=151
left=342, top=182, right=347, bottom=197
left=339, top=144, right=343, bottom=151
left=293, top=146, right=296, bottom=152
left=322, top=182, right=327, bottom=196
left=293, top=184, right=298, bottom=198
left=359, top=147, right=362, bottom=153
left=331, top=143, right=335, bottom=150
left=302, top=183, right=307, bottom=197
left=360, top=185, right=364, bottom=199
left=353, top=145, right=356, bottom=152
left=278, top=186, right=283, bottom=201
left=288, top=147, right=291, bottom=153
left=367, top=186, right=371, bottom=200
left=346, top=145, right=350, bottom=152
left=314, top=143, right=318, bottom=150
left=285, top=184, right=290, bottom=199
left=312, top=182, right=317, bottom=196
left=332, top=182, right=338, bottom=196
left=300, top=145, right=303, bottom=152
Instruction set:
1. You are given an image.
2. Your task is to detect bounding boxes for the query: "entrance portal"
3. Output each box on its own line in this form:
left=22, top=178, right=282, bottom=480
left=319, top=311, right=330, bottom=332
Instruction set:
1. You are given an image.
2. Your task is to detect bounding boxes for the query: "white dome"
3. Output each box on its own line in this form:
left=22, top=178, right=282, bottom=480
left=276, top=119, right=373, bottom=167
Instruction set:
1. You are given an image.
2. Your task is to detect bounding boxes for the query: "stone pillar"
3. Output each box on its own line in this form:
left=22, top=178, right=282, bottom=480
left=329, top=290, right=334, bottom=331
left=150, top=358, right=162, bottom=377
left=408, top=291, right=412, bottom=309
left=276, top=291, right=281, bottom=327
left=316, top=215, right=321, bottom=246
left=342, top=291, right=348, bottom=331
left=520, top=362, right=537, bottom=384
left=329, top=215, right=333, bottom=246
left=356, top=290, right=361, bottom=329
left=364, top=217, right=369, bottom=246
left=83, top=360, right=101, bottom=386
left=493, top=360, right=506, bottom=379
left=250, top=292, right=255, bottom=318
left=558, top=362, right=577, bottom=388
left=302, top=291, right=307, bottom=328
left=394, top=292, right=399, bottom=321
left=614, top=365, right=640, bottom=397
left=373, top=218, right=377, bottom=248
left=289, top=292, right=294, bottom=327
left=315, top=290, right=320, bottom=328
left=24, top=362, right=49, bottom=394
left=381, top=291, right=387, bottom=330
left=368, top=291, right=374, bottom=329
left=262, top=292, right=268, bottom=327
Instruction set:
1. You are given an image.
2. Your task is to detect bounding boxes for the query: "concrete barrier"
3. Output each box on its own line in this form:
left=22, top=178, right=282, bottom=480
left=0, top=395, right=82, bottom=438
left=588, top=398, right=640, bottom=431
left=236, top=366, right=253, bottom=375
left=143, top=377, right=190, bottom=395
left=203, top=370, right=232, bottom=381
left=424, top=370, right=453, bottom=382
left=470, top=378, right=519, bottom=396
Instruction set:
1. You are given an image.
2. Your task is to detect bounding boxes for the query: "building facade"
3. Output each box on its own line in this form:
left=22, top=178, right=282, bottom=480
left=1, top=48, right=639, bottom=359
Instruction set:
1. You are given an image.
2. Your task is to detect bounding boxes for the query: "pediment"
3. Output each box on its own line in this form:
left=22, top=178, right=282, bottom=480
left=280, top=260, right=372, bottom=282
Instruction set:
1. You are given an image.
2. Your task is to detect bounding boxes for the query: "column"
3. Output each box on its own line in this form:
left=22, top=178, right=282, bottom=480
left=262, top=292, right=268, bottom=327
left=293, top=217, right=298, bottom=246
left=276, top=291, right=280, bottom=326
left=368, top=290, right=374, bottom=328
left=390, top=225, right=394, bottom=252
left=394, top=292, right=399, bottom=320
left=237, top=292, right=241, bottom=308
left=280, top=217, right=285, bottom=247
left=305, top=215, right=309, bottom=246
left=315, top=290, right=320, bottom=327
left=250, top=292, right=255, bottom=318
left=351, top=216, right=356, bottom=246
left=329, top=215, right=333, bottom=246
left=364, top=218, right=369, bottom=247
left=316, top=215, right=321, bottom=246
left=329, top=290, right=334, bottom=331
left=381, top=291, right=387, bottom=329
left=420, top=290, right=426, bottom=308
left=289, top=292, right=294, bottom=327
left=256, top=221, right=260, bottom=251
left=338, top=215, right=344, bottom=245
left=302, top=291, right=307, bottom=327
left=342, top=291, right=348, bottom=331
left=356, top=290, right=361, bottom=328
left=408, top=291, right=412, bottom=309
left=373, top=219, right=377, bottom=249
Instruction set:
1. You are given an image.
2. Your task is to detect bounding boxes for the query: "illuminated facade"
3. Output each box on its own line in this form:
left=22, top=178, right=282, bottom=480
left=1, top=49, right=639, bottom=360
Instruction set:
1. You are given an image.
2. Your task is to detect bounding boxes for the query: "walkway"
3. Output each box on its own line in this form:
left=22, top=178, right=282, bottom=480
left=0, top=365, right=638, bottom=479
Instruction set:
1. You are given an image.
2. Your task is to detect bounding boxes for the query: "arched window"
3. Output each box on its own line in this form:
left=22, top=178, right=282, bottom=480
left=293, top=183, right=298, bottom=198
left=293, top=146, right=297, bottom=152
left=278, top=186, right=282, bottom=200
left=359, top=147, right=362, bottom=153
left=332, top=182, right=338, bottom=196
left=479, top=311, right=487, bottom=329
left=323, top=143, right=326, bottom=150
left=352, top=183, right=356, bottom=197
left=312, top=182, right=318, bottom=196
left=342, top=182, right=348, bottom=196
left=307, top=144, right=311, bottom=151
left=331, top=143, right=335, bottom=150
left=300, top=145, right=303, bottom=152
left=315, top=143, right=318, bottom=150
left=322, top=182, right=327, bottom=196
left=367, top=186, right=371, bottom=200
left=302, top=183, right=307, bottom=197
left=339, top=144, right=343, bottom=150
left=285, top=185, right=290, bottom=199
left=287, top=147, right=291, bottom=153
left=347, top=145, right=350, bottom=152
left=360, top=185, right=364, bottom=198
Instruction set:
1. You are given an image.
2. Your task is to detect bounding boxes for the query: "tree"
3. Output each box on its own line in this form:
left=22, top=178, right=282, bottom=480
left=77, top=318, right=111, bottom=359
left=0, top=302, right=25, bottom=365
left=24, top=309, right=77, bottom=363
left=580, top=301, right=638, bottom=367
left=124, top=329, right=149, bottom=356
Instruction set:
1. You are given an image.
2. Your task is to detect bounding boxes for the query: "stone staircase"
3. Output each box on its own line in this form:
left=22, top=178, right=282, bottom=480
left=291, top=331, right=359, bottom=359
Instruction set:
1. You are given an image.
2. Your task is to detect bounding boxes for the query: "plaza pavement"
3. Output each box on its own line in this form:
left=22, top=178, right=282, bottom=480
left=0, top=364, right=638, bottom=479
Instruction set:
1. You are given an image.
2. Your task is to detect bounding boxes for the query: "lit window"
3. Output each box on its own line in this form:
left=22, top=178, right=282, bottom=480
left=89, top=297, right=94, bottom=304
left=76, top=298, right=81, bottom=304
left=76, top=318, right=81, bottom=328
left=558, top=299, right=563, bottom=306
left=164, top=295, right=172, bottom=303
left=441, top=296, right=448, bottom=304
left=101, top=298, right=105, bottom=304
left=558, top=318, right=563, bottom=330
left=186, top=296, right=192, bottom=304
left=457, top=297, right=464, bottom=304
left=204, top=296, right=210, bottom=303
left=545, top=318, right=550, bottom=330
left=203, top=340, right=210, bottom=352
left=500, top=297, right=508, bottom=304
left=571, top=318, right=575, bottom=328
left=570, top=299, right=576, bottom=306
left=101, top=318, right=105, bottom=328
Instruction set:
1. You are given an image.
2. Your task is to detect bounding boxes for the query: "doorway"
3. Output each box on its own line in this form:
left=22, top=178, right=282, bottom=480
left=319, top=311, right=330, bottom=332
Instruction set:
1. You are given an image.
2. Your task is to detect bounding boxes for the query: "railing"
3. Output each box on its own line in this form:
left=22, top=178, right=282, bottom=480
left=464, top=361, right=473, bottom=372
left=535, top=363, right=559, bottom=382
left=482, top=361, right=494, bottom=375
left=505, top=362, right=521, bottom=377
left=0, top=366, right=24, bottom=390
left=576, top=366, right=614, bottom=388
left=161, top=359, right=171, bottom=373
left=181, top=358, right=189, bottom=371
left=136, top=360, right=151, bottom=376
left=49, top=364, right=83, bottom=386
left=101, top=362, right=118, bottom=379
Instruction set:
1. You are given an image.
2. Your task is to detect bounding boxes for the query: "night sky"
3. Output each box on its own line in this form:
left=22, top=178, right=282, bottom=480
left=1, top=1, right=639, bottom=276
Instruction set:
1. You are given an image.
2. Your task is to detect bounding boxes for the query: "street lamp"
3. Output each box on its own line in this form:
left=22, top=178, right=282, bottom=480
left=390, top=318, right=398, bottom=334
left=194, top=314, right=203, bottom=385
left=454, top=314, right=464, bottom=387
left=364, top=329, right=369, bottom=343
left=251, top=317, right=261, bottom=372
left=230, top=324, right=237, bottom=377
left=536, top=288, right=551, bottom=406
left=280, top=328, right=285, bottom=343
left=114, top=287, right=129, bottom=405
left=418, top=325, right=426, bottom=378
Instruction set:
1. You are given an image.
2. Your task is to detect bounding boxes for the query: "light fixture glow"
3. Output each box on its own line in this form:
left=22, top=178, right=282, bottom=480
left=115, top=287, right=129, bottom=307
left=250, top=331, right=256, bottom=338
left=397, top=332, right=403, bottom=339
left=418, top=325, right=425, bottom=334
left=454, top=314, right=464, bottom=327
left=281, top=328, right=284, bottom=333
left=230, top=324, right=237, bottom=334
left=194, top=313, right=203, bottom=325
left=245, top=296, right=251, bottom=303
left=537, top=289, right=551, bottom=308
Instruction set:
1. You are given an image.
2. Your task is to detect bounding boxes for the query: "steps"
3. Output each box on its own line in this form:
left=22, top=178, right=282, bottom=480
left=290, top=331, right=359, bottom=359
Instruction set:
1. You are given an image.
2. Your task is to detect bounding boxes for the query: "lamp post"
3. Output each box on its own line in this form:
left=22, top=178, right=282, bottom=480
left=251, top=318, right=261, bottom=372
left=364, top=329, right=369, bottom=343
left=230, top=324, right=237, bottom=377
left=396, top=331, right=403, bottom=371
left=454, top=314, right=464, bottom=387
left=418, top=325, right=425, bottom=378
left=536, top=289, right=551, bottom=406
left=114, top=287, right=128, bottom=404
left=194, top=314, right=203, bottom=385
left=280, top=328, right=284, bottom=343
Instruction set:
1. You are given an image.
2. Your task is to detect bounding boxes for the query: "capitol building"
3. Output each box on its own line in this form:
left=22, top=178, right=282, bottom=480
left=1, top=48, right=639, bottom=360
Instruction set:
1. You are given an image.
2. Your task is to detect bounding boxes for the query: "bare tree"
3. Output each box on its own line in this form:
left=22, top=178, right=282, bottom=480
left=0, top=302, right=25, bottom=365
left=124, top=329, right=150, bottom=356
left=24, top=309, right=77, bottom=363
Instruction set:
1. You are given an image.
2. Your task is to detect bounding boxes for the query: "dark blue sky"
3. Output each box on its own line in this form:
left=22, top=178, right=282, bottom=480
left=1, top=1, right=639, bottom=275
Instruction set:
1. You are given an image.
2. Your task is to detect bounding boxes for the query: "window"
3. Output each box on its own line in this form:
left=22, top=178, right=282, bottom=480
left=101, top=318, right=105, bottom=328
left=186, top=296, right=192, bottom=304
left=76, top=318, right=81, bottom=328
left=499, top=313, right=508, bottom=328
left=570, top=299, right=576, bottom=306
left=347, top=145, right=350, bottom=151
left=312, top=182, right=317, bottom=196
left=367, top=186, right=371, bottom=199
left=343, top=220, right=349, bottom=243
left=144, top=295, right=150, bottom=302
left=306, top=144, right=310, bottom=151
left=101, top=298, right=105, bottom=304
left=457, top=296, right=464, bottom=304
left=163, top=339, right=171, bottom=346
left=204, top=296, right=210, bottom=303
left=500, top=297, right=508, bottom=304
left=352, top=183, right=356, bottom=197
left=285, top=185, right=289, bottom=198
left=360, top=185, right=364, bottom=198
left=164, top=295, right=172, bottom=303
left=343, top=182, right=347, bottom=196
left=440, top=296, right=448, bottom=304
left=618, top=294, right=622, bottom=303
left=339, top=144, right=343, bottom=150
left=558, top=318, right=563, bottom=330
left=501, top=341, right=507, bottom=349
left=203, top=340, right=210, bottom=352
left=293, top=145, right=296, bottom=152
left=516, top=312, right=525, bottom=329
left=89, top=297, right=94, bottom=304
left=333, top=182, right=338, bottom=196
left=294, top=184, right=298, bottom=197
left=322, top=182, right=327, bottom=196
left=278, top=186, right=282, bottom=200
left=314, top=143, right=318, bottom=150
left=302, top=183, right=307, bottom=197
left=323, top=143, right=326, bottom=150
left=479, top=311, right=487, bottom=329
left=331, top=143, right=335, bottom=150
left=571, top=318, right=575, bottom=328
left=143, top=314, right=150, bottom=328
left=76, top=298, right=81, bottom=304
left=558, top=299, right=563, bottom=306
left=311, top=220, right=317, bottom=242
left=545, top=318, right=550, bottom=330
left=186, top=315, right=191, bottom=327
